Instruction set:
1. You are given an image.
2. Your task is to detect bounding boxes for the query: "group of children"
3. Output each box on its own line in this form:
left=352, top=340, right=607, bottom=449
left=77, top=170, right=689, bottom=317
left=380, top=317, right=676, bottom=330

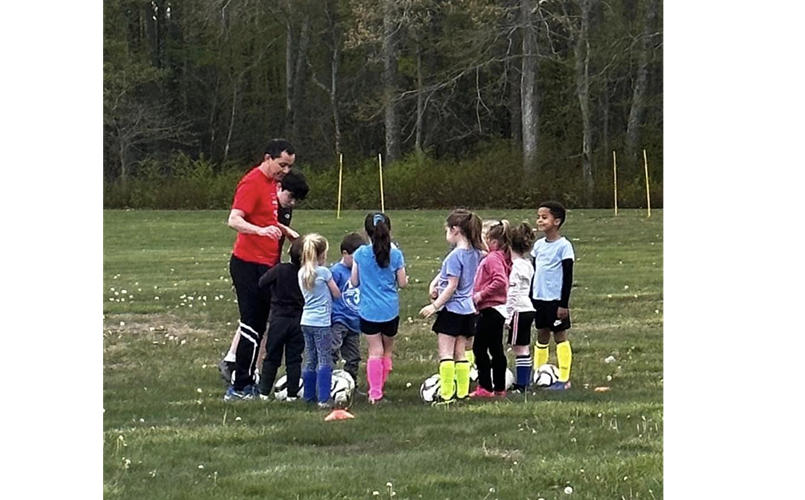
left=421, top=202, right=575, bottom=405
left=223, top=201, right=575, bottom=408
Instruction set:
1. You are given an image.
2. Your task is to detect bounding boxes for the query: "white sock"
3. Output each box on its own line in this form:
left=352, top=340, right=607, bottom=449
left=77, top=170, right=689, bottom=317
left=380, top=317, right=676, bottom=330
left=223, top=351, right=236, bottom=363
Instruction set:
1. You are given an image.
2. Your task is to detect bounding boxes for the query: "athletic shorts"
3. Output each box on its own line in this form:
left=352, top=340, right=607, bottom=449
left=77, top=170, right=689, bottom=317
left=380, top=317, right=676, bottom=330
left=432, top=310, right=477, bottom=338
left=360, top=316, right=400, bottom=337
left=532, top=299, right=571, bottom=332
left=507, top=310, right=536, bottom=346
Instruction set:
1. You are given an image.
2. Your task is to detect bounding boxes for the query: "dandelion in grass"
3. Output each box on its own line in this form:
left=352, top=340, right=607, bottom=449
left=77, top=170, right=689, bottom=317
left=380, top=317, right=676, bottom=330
left=198, top=465, right=204, bottom=469
left=564, top=486, right=573, bottom=494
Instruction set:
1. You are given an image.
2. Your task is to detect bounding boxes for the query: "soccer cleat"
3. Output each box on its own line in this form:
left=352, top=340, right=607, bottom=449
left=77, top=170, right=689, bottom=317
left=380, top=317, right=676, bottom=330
left=469, top=387, right=496, bottom=398
left=284, top=396, right=299, bottom=402
left=258, top=392, right=271, bottom=401
left=494, top=390, right=507, bottom=397
left=318, top=401, right=334, bottom=410
left=546, top=380, right=571, bottom=391
left=218, top=359, right=235, bottom=384
left=369, top=396, right=390, bottom=406
left=431, top=395, right=457, bottom=407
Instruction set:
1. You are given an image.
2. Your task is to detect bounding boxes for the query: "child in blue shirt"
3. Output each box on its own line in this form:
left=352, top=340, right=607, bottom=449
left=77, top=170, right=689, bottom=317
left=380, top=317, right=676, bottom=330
left=330, top=232, right=367, bottom=386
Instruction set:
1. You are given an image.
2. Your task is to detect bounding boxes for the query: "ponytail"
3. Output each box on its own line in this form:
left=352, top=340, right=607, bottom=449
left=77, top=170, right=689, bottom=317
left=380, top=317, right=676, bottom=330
left=447, top=209, right=485, bottom=251
left=510, top=221, right=537, bottom=255
left=486, top=219, right=512, bottom=260
left=300, top=233, right=328, bottom=290
left=364, top=212, right=392, bottom=268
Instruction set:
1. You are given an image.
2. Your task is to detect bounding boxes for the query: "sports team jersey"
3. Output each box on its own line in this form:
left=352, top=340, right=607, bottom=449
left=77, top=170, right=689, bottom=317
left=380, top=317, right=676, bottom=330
left=330, top=262, right=361, bottom=332
left=530, top=237, right=575, bottom=301
left=353, top=244, right=405, bottom=322
left=231, top=167, right=281, bottom=265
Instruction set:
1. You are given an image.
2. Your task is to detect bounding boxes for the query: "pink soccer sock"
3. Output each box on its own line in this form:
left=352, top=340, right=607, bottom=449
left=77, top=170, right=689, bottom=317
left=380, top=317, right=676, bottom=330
left=367, top=358, right=384, bottom=400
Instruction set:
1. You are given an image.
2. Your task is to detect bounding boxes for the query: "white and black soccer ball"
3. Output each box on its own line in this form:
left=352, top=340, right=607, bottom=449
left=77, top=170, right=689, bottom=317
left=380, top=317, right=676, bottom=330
left=332, top=370, right=356, bottom=391
left=505, top=368, right=515, bottom=390
left=471, top=363, right=512, bottom=389
left=420, top=374, right=441, bottom=403
left=331, top=370, right=355, bottom=408
left=534, top=364, right=559, bottom=388
left=273, top=374, right=304, bottom=401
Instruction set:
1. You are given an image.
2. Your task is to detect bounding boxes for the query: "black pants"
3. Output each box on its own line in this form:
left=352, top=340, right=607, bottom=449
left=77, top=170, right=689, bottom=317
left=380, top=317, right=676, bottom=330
left=259, top=314, right=304, bottom=396
left=229, top=254, right=271, bottom=390
left=473, top=308, right=507, bottom=392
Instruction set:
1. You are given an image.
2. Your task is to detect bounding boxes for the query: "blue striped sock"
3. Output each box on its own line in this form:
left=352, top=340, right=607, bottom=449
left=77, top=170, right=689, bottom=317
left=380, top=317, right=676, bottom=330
left=516, top=355, right=532, bottom=388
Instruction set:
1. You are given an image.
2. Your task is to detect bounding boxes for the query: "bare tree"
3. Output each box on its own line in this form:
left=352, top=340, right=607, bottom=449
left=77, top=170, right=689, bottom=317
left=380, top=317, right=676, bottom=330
left=572, top=0, right=595, bottom=205
left=310, top=0, right=344, bottom=156
left=521, top=0, right=539, bottom=173
left=106, top=95, right=191, bottom=185
left=382, top=0, right=401, bottom=163
left=625, top=0, right=659, bottom=172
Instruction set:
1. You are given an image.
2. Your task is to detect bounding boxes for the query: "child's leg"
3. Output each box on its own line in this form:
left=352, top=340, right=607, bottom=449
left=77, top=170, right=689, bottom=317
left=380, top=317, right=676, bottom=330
left=473, top=312, right=494, bottom=392
left=453, top=336, right=471, bottom=399
left=464, top=336, right=476, bottom=366
left=512, top=311, right=534, bottom=389
left=488, top=313, right=507, bottom=393
left=437, top=333, right=457, bottom=401
left=381, top=335, right=395, bottom=386
left=342, top=333, right=361, bottom=384
left=301, top=326, right=318, bottom=402
left=513, top=346, right=532, bottom=389
left=259, top=321, right=286, bottom=395
left=314, top=326, right=333, bottom=404
left=285, top=325, right=305, bottom=397
left=535, top=328, right=552, bottom=369
left=553, top=329, right=572, bottom=383
left=331, top=323, right=346, bottom=367
left=365, top=334, right=385, bottom=401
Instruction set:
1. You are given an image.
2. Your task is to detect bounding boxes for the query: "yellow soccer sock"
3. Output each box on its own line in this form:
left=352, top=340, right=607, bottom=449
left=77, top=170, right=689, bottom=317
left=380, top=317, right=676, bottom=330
left=556, top=340, right=572, bottom=382
left=455, top=360, right=470, bottom=399
left=464, top=349, right=475, bottom=367
left=439, top=359, right=456, bottom=401
left=535, top=343, right=549, bottom=369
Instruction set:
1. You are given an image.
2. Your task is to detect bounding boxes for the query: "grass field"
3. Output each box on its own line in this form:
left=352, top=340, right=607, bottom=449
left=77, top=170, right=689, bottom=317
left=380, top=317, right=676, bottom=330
left=103, top=209, right=663, bottom=500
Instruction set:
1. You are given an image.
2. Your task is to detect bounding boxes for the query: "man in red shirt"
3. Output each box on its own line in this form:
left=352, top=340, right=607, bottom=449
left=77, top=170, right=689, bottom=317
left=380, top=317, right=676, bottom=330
left=225, top=139, right=295, bottom=401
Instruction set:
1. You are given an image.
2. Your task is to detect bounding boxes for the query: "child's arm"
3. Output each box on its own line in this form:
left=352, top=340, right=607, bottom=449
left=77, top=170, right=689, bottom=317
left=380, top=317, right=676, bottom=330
left=327, top=278, right=342, bottom=300
left=420, top=276, right=458, bottom=318
left=557, top=259, right=574, bottom=318
left=428, top=275, right=439, bottom=299
left=473, top=257, right=508, bottom=305
left=277, top=223, right=299, bottom=242
left=258, top=266, right=278, bottom=290
left=504, top=265, right=520, bottom=326
left=393, top=250, right=408, bottom=288
left=396, top=267, right=409, bottom=288
left=350, top=262, right=360, bottom=287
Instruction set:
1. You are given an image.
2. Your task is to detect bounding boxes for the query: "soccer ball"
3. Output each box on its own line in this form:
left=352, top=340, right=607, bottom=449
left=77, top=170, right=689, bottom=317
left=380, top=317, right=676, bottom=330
left=473, top=366, right=513, bottom=390
left=332, top=369, right=356, bottom=391
left=534, top=364, right=559, bottom=388
left=504, top=368, right=515, bottom=390
left=331, top=370, right=355, bottom=408
left=273, top=374, right=304, bottom=401
left=420, top=374, right=441, bottom=403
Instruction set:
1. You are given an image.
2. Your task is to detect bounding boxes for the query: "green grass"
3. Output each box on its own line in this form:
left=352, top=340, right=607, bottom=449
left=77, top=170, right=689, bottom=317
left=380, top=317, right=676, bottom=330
left=104, top=209, right=663, bottom=500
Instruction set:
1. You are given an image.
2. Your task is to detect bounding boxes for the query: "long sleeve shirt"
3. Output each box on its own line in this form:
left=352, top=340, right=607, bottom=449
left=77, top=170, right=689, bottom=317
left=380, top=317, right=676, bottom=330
left=505, top=257, right=536, bottom=322
left=473, top=249, right=511, bottom=311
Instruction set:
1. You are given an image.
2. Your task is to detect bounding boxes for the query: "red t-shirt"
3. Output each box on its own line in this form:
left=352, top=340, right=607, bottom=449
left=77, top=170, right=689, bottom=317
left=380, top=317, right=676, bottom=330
left=231, top=167, right=280, bottom=266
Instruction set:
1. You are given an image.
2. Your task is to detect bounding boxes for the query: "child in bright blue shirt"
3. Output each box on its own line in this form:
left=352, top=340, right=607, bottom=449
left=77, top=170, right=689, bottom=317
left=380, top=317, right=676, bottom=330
left=330, top=232, right=367, bottom=386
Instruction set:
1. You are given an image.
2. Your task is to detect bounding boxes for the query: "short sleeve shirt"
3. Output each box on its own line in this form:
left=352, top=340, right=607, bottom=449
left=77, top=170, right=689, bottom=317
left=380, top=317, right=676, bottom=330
left=439, top=247, right=482, bottom=315
left=231, top=167, right=281, bottom=266
left=530, top=237, right=575, bottom=301
left=299, top=266, right=334, bottom=327
left=353, top=244, right=405, bottom=322
left=330, top=262, right=361, bottom=332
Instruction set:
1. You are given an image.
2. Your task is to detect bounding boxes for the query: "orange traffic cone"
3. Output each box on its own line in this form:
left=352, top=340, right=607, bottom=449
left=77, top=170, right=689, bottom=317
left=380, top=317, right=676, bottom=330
left=325, top=409, right=355, bottom=421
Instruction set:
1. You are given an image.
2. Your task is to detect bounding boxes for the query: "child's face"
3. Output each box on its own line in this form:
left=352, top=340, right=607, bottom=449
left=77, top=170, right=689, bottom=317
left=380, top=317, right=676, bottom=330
left=277, top=187, right=296, bottom=209
left=536, top=207, right=561, bottom=233
left=342, top=251, right=354, bottom=268
left=445, top=225, right=458, bottom=244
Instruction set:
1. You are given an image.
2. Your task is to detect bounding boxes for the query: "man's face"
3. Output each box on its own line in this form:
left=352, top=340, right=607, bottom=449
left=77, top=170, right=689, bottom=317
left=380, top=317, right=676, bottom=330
left=265, top=151, right=295, bottom=181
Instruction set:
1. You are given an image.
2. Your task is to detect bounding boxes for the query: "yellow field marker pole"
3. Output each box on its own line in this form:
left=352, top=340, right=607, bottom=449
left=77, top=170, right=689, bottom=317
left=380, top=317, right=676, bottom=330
left=612, top=151, right=618, bottom=216
left=643, top=149, right=651, bottom=218
left=378, top=153, right=385, bottom=213
left=337, top=153, right=343, bottom=219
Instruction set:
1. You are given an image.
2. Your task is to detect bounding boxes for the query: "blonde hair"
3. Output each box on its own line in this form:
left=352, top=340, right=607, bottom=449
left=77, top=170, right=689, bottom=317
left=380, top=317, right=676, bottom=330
left=300, top=233, right=328, bottom=290
left=483, top=219, right=512, bottom=259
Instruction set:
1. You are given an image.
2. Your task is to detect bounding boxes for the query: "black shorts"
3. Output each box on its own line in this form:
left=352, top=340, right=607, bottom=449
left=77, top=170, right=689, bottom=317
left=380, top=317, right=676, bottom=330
left=432, top=310, right=477, bottom=338
left=532, top=299, right=571, bottom=332
left=360, top=317, right=400, bottom=337
left=507, top=310, right=536, bottom=346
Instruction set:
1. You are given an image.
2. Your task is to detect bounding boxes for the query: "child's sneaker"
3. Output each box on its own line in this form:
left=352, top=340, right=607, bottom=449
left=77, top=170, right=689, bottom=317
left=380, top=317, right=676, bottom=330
left=318, top=400, right=334, bottom=410
left=285, top=396, right=298, bottom=402
left=431, top=395, right=456, bottom=407
left=469, top=387, right=496, bottom=398
left=546, top=380, right=571, bottom=391
left=369, top=397, right=390, bottom=406
left=494, top=390, right=507, bottom=397
left=224, top=384, right=259, bottom=401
